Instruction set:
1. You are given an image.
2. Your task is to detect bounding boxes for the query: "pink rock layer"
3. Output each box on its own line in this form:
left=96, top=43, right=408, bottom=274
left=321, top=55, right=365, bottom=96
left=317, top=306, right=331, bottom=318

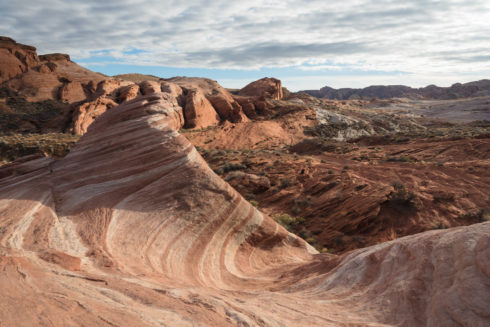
left=0, top=93, right=488, bottom=326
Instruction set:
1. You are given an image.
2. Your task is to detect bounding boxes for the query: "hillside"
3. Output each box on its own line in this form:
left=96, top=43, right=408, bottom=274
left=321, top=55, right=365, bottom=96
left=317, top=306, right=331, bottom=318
left=303, top=79, right=490, bottom=100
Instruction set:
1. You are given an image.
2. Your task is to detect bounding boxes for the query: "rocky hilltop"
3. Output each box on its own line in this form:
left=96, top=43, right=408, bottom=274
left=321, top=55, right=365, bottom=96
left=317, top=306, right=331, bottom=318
left=304, top=79, right=490, bottom=100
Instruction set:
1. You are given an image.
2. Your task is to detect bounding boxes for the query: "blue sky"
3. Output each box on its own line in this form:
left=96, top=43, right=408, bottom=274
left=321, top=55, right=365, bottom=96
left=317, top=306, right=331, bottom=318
left=2, top=0, right=490, bottom=90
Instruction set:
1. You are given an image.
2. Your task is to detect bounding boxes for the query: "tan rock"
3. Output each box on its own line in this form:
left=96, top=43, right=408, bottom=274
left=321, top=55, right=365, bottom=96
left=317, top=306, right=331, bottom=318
left=238, top=77, right=283, bottom=100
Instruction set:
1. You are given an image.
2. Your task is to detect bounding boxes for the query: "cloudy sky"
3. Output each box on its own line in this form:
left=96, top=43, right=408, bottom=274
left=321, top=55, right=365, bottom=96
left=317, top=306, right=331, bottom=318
left=2, top=0, right=490, bottom=90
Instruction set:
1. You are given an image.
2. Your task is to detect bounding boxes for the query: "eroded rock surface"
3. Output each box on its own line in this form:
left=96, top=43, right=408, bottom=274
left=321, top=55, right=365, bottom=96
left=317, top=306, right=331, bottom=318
left=238, top=77, right=284, bottom=100
left=0, top=93, right=488, bottom=326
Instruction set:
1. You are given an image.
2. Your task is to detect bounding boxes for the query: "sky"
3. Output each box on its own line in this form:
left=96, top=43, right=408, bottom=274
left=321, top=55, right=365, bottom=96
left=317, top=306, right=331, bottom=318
left=1, top=0, right=490, bottom=91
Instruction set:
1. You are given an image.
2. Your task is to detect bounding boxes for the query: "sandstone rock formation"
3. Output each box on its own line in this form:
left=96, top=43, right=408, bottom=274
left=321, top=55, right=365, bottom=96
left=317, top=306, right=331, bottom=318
left=183, top=89, right=220, bottom=129
left=1, top=37, right=105, bottom=103
left=0, top=36, right=39, bottom=83
left=0, top=92, right=488, bottom=326
left=238, top=77, right=283, bottom=100
left=166, top=76, right=249, bottom=123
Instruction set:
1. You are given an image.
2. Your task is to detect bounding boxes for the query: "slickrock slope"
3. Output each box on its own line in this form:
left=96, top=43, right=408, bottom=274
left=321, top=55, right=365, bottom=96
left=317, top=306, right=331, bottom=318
left=1, top=92, right=489, bottom=326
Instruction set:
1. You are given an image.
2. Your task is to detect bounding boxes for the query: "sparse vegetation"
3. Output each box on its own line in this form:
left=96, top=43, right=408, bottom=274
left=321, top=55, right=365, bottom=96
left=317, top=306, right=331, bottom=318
left=280, top=178, right=293, bottom=188
left=388, top=181, right=417, bottom=208
left=0, top=133, right=80, bottom=163
left=272, top=213, right=305, bottom=231
left=459, top=209, right=490, bottom=222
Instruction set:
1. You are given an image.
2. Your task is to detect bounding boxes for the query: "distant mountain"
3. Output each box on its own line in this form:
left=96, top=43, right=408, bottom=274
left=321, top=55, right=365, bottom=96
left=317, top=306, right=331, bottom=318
left=302, top=79, right=490, bottom=100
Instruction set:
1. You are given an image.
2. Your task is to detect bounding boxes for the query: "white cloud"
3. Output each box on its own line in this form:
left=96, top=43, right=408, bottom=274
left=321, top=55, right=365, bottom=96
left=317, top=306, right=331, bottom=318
left=1, top=0, right=489, bottom=86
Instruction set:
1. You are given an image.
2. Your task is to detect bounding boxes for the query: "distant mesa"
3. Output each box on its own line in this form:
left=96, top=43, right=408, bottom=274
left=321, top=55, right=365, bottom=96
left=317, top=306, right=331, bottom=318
left=303, top=80, right=490, bottom=100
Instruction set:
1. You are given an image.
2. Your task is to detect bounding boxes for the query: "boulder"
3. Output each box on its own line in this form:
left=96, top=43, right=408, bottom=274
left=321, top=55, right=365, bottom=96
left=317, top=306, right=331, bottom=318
left=238, top=77, right=283, bottom=100
left=183, top=89, right=220, bottom=129
left=117, top=84, right=140, bottom=102
left=71, top=97, right=117, bottom=135
left=139, top=80, right=161, bottom=95
left=225, top=171, right=271, bottom=193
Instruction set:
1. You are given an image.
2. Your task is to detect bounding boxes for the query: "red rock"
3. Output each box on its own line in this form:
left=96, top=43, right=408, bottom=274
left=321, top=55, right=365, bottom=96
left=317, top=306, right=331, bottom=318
left=70, top=97, right=117, bottom=134
left=0, top=36, right=39, bottom=83
left=117, top=84, right=140, bottom=102
left=95, top=79, right=130, bottom=97
left=166, top=77, right=249, bottom=123
left=59, top=81, right=86, bottom=103
left=183, top=89, right=220, bottom=129
left=139, top=80, right=161, bottom=95
left=238, top=77, right=284, bottom=100
left=0, top=94, right=488, bottom=326
left=35, top=62, right=57, bottom=73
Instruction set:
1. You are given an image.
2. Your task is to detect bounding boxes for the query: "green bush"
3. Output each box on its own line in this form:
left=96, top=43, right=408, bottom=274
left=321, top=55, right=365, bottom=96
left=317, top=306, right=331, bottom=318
left=272, top=214, right=305, bottom=231
left=388, top=181, right=417, bottom=208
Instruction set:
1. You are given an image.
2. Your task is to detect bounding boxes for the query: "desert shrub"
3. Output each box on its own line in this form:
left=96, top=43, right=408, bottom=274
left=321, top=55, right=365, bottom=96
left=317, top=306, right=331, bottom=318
left=388, top=181, right=417, bottom=208
left=280, top=178, right=293, bottom=188
left=249, top=200, right=259, bottom=208
left=433, top=193, right=455, bottom=203
left=432, top=222, right=448, bottom=229
left=294, top=196, right=312, bottom=207
left=215, top=162, right=246, bottom=175
left=272, top=214, right=305, bottom=231
left=386, top=156, right=415, bottom=163
left=459, top=209, right=490, bottom=222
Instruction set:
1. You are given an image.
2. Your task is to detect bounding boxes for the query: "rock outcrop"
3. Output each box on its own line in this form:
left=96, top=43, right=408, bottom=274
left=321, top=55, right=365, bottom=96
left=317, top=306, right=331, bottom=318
left=0, top=92, right=488, bottom=326
left=183, top=89, right=220, bottom=129
left=0, top=36, right=39, bottom=83
left=238, top=77, right=284, bottom=100
left=166, top=76, right=249, bottom=123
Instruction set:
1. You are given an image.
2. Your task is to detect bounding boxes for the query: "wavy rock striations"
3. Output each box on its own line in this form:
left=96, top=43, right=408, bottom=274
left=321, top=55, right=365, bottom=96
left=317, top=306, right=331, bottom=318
left=0, top=92, right=489, bottom=326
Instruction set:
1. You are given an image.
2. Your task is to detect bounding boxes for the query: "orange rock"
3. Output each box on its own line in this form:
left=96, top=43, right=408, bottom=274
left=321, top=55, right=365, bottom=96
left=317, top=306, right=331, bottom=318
left=166, top=76, right=249, bottom=123
left=139, top=80, right=161, bottom=95
left=71, top=97, right=117, bottom=134
left=59, top=81, right=86, bottom=103
left=238, top=77, right=283, bottom=100
left=0, top=36, right=39, bottom=83
left=117, top=84, right=140, bottom=102
left=183, top=89, right=220, bottom=129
